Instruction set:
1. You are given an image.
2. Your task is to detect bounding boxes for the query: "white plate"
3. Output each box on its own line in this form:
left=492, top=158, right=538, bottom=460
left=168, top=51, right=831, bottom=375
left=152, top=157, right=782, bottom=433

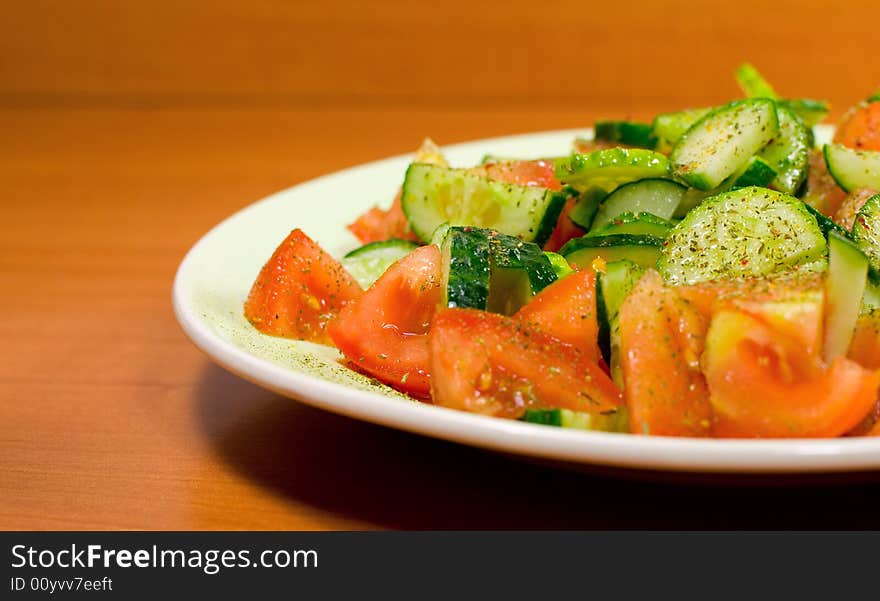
left=173, top=126, right=880, bottom=475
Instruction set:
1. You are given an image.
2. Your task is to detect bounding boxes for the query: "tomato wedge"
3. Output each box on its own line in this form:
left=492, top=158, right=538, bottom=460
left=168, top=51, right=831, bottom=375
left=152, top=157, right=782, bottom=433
left=429, top=308, right=622, bottom=419
left=328, top=244, right=442, bottom=397
left=849, top=312, right=880, bottom=370
left=833, top=101, right=880, bottom=151
left=619, top=271, right=713, bottom=436
left=244, top=229, right=363, bottom=345
left=704, top=310, right=880, bottom=438
left=834, top=187, right=879, bottom=230
left=347, top=190, right=421, bottom=245
left=514, top=269, right=601, bottom=363
left=803, top=149, right=848, bottom=218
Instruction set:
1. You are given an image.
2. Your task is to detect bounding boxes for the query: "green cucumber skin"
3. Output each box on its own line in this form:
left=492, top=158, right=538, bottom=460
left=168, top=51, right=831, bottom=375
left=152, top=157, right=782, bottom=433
left=588, top=212, right=673, bottom=238
left=824, top=231, right=869, bottom=362
left=731, top=157, right=777, bottom=189
left=659, top=186, right=827, bottom=285
left=554, top=148, right=670, bottom=192
left=735, top=62, right=778, bottom=99
left=594, top=121, right=657, bottom=149
left=853, top=194, right=880, bottom=275
left=442, top=228, right=491, bottom=310
left=669, top=99, right=780, bottom=191
left=779, top=98, right=829, bottom=128
left=568, top=186, right=607, bottom=230
left=590, top=178, right=686, bottom=230
left=343, top=239, right=419, bottom=258
left=401, top=163, right=567, bottom=246
left=441, top=226, right=557, bottom=313
left=823, top=144, right=880, bottom=193
left=596, top=259, right=644, bottom=367
left=560, top=234, right=663, bottom=271
left=759, top=105, right=810, bottom=195
left=802, top=202, right=850, bottom=239
left=520, top=407, right=629, bottom=432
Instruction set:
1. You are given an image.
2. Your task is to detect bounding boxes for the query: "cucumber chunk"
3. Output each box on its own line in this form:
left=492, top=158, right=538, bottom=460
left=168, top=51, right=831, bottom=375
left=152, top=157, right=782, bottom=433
left=735, top=62, right=778, bottom=99
left=758, top=105, right=811, bottom=195
left=852, top=193, right=880, bottom=274
left=439, top=226, right=557, bottom=315
left=670, top=99, right=779, bottom=191
left=658, top=187, right=827, bottom=285
left=554, top=148, right=670, bottom=193
left=824, top=232, right=869, bottom=362
left=342, top=239, right=420, bottom=288
left=863, top=281, right=880, bottom=313
left=521, top=407, right=629, bottom=432
left=588, top=212, right=673, bottom=238
left=652, top=107, right=711, bottom=149
left=560, top=234, right=663, bottom=271
left=590, top=178, right=686, bottom=230
left=401, top=163, right=566, bottom=245
left=823, top=144, right=880, bottom=192
left=731, top=156, right=777, bottom=189
left=568, top=186, right=607, bottom=230
left=594, top=121, right=657, bottom=149
left=596, top=259, right=645, bottom=380
left=779, top=98, right=829, bottom=128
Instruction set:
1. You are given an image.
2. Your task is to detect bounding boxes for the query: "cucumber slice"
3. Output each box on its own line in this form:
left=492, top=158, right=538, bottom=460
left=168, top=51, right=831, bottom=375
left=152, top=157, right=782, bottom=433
left=342, top=239, right=420, bottom=288
left=652, top=107, right=711, bottom=149
left=852, top=193, right=880, bottom=274
left=544, top=251, right=574, bottom=279
left=440, top=226, right=557, bottom=315
left=554, top=148, right=670, bottom=193
left=568, top=186, right=607, bottom=230
left=596, top=260, right=645, bottom=380
left=590, top=178, right=686, bottom=230
left=594, top=121, right=657, bottom=149
left=521, top=407, right=629, bottom=432
left=560, top=234, right=663, bottom=271
left=588, top=212, right=673, bottom=238
left=735, top=62, right=778, bottom=99
left=731, top=156, right=777, bottom=189
left=802, top=202, right=850, bottom=239
left=758, top=105, right=811, bottom=195
left=670, top=99, right=779, bottom=191
left=779, top=98, right=829, bottom=128
left=823, top=144, right=880, bottom=192
left=658, top=187, right=827, bottom=285
left=401, top=163, right=566, bottom=245
left=824, top=232, right=869, bottom=362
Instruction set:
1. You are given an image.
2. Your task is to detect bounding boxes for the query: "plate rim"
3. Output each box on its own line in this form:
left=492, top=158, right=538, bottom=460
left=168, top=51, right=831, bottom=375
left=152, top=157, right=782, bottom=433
left=172, top=126, right=880, bottom=475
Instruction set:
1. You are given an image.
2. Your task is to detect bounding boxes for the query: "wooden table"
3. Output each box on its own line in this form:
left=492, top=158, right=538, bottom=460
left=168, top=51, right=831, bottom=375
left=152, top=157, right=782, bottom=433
left=3, top=1, right=880, bottom=530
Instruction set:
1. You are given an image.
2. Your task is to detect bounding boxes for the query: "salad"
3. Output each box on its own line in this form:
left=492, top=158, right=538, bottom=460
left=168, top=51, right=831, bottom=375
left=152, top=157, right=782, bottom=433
left=244, top=64, right=880, bottom=439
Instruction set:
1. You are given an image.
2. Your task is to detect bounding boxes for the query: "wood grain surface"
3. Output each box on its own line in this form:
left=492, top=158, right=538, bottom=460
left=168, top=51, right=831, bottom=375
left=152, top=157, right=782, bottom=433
left=3, top=1, right=880, bottom=530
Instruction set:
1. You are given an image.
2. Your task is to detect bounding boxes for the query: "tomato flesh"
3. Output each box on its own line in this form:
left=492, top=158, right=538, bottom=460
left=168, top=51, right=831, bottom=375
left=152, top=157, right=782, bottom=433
left=244, top=229, right=363, bottom=345
left=328, top=244, right=441, bottom=396
left=834, top=101, right=880, bottom=151
left=620, top=271, right=713, bottom=436
left=347, top=191, right=421, bottom=244
left=704, top=310, right=880, bottom=438
left=429, top=308, right=622, bottom=419
left=514, top=269, right=601, bottom=363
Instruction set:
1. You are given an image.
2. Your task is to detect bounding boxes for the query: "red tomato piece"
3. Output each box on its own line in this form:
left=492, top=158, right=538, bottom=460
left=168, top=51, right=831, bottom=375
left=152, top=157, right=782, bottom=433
left=429, top=308, right=622, bottom=419
left=704, top=310, right=880, bottom=438
left=849, top=312, right=880, bottom=370
left=543, top=196, right=585, bottom=252
left=834, top=187, right=879, bottom=231
left=619, top=271, right=713, bottom=436
left=347, top=191, right=421, bottom=245
left=472, top=159, right=563, bottom=191
left=514, top=269, right=601, bottom=363
left=244, top=229, right=363, bottom=345
left=328, top=244, right=442, bottom=397
left=833, top=101, right=880, bottom=151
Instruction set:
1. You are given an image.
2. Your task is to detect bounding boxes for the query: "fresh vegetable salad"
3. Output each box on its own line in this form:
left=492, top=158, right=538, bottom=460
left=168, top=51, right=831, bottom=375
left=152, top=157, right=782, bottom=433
left=244, top=64, right=880, bottom=438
